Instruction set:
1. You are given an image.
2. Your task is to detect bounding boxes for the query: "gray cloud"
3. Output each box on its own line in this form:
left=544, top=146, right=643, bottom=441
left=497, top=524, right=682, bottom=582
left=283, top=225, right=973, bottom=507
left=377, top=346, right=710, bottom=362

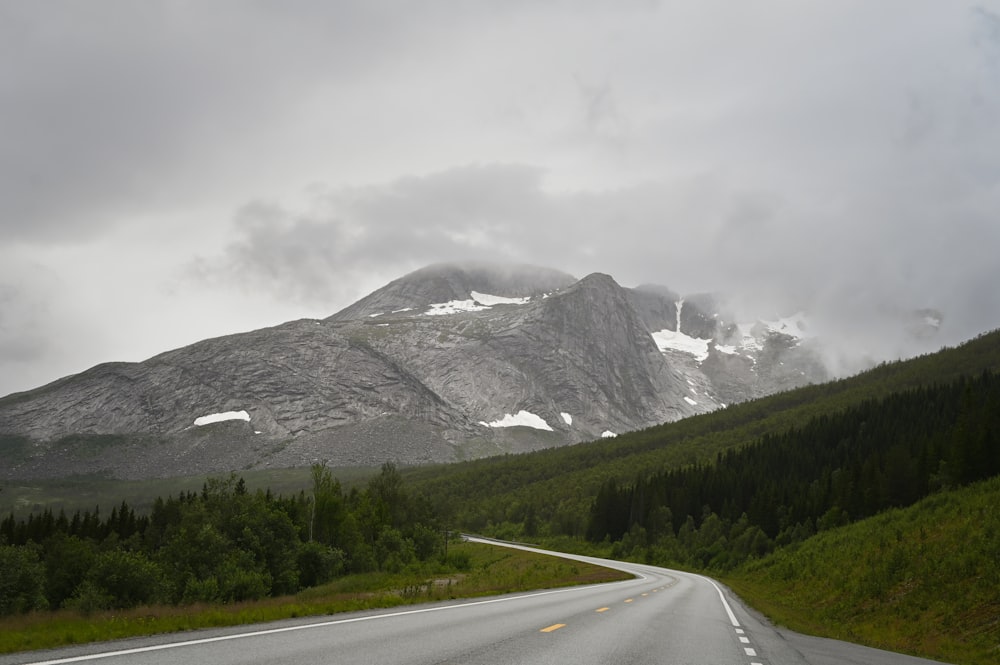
left=0, top=1, right=457, bottom=242
left=4, top=1, right=1000, bottom=396
left=195, top=165, right=551, bottom=305
left=973, top=6, right=1000, bottom=61
left=0, top=284, right=50, bottom=365
left=0, top=264, right=76, bottom=395
left=198, top=157, right=1000, bottom=366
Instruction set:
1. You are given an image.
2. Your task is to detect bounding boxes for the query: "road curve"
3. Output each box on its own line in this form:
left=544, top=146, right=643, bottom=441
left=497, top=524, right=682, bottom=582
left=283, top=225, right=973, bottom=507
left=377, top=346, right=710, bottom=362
left=4, top=537, right=948, bottom=665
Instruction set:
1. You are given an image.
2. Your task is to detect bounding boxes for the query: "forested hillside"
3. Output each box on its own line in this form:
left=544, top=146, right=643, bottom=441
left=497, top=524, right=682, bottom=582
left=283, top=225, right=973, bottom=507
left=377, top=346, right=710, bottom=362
left=405, top=329, right=1000, bottom=539
left=585, top=369, right=1000, bottom=569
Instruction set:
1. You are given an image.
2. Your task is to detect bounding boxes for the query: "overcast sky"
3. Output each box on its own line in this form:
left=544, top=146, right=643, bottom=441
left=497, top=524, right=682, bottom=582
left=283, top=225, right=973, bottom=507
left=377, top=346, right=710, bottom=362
left=3, top=0, right=1000, bottom=396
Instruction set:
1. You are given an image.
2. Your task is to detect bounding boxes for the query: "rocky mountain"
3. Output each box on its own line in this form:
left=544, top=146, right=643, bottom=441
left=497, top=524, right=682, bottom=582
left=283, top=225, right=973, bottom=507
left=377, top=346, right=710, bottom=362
left=0, top=262, right=911, bottom=480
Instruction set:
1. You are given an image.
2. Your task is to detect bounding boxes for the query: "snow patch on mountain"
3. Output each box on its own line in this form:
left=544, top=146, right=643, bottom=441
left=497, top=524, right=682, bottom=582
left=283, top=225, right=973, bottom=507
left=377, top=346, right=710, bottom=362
left=560, top=412, right=573, bottom=425
left=479, top=410, right=554, bottom=431
left=470, top=291, right=531, bottom=306
left=737, top=322, right=764, bottom=350
left=728, top=313, right=813, bottom=356
left=424, top=299, right=490, bottom=316
left=651, top=329, right=711, bottom=362
left=194, top=410, right=250, bottom=427
left=649, top=297, right=715, bottom=362
left=424, top=291, right=531, bottom=316
left=762, top=312, right=811, bottom=340
left=601, top=430, right=618, bottom=438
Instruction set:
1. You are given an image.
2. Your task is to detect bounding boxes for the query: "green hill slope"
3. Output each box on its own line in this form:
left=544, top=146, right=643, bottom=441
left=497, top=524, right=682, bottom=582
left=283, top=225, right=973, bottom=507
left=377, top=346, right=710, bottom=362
left=407, top=329, right=1000, bottom=537
left=583, top=368, right=999, bottom=560
left=726, top=476, right=1000, bottom=665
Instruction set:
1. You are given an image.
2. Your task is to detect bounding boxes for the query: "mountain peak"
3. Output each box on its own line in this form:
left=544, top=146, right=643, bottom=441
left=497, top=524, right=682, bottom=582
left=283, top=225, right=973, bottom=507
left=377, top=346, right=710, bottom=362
left=327, top=262, right=576, bottom=322
left=575, top=272, right=619, bottom=288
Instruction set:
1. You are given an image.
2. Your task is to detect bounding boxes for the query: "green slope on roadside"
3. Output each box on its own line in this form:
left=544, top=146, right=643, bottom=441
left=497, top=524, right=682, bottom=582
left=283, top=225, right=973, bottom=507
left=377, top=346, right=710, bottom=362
left=725, top=476, right=1000, bottom=665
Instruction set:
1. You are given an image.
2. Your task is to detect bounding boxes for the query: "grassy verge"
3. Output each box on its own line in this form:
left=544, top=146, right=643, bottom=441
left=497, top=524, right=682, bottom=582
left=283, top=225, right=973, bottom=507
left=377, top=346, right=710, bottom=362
left=723, top=477, right=1000, bottom=665
left=0, top=541, right=630, bottom=655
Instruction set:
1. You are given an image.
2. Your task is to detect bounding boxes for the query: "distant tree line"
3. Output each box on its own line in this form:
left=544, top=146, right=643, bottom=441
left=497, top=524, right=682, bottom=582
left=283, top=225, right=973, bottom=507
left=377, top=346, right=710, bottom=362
left=0, top=463, right=443, bottom=615
left=586, top=370, right=1000, bottom=570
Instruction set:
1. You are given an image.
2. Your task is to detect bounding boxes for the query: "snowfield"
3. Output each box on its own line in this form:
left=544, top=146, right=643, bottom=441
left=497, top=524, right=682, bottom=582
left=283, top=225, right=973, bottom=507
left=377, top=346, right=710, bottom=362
left=761, top=312, right=811, bottom=340
left=424, top=299, right=491, bottom=316
left=651, top=329, right=711, bottom=362
left=424, top=292, right=531, bottom=316
left=469, top=291, right=530, bottom=306
left=194, top=410, right=250, bottom=427
left=479, top=410, right=554, bottom=431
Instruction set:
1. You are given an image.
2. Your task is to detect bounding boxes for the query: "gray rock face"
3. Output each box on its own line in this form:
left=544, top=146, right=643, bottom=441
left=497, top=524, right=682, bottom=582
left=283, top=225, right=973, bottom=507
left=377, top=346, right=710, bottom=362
left=0, top=321, right=461, bottom=441
left=0, top=262, right=838, bottom=480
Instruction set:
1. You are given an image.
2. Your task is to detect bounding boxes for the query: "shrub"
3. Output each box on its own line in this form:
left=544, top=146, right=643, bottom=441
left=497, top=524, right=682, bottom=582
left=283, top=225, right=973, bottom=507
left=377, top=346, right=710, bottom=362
left=297, top=542, right=345, bottom=588
left=0, top=545, right=48, bottom=615
left=87, top=549, right=167, bottom=609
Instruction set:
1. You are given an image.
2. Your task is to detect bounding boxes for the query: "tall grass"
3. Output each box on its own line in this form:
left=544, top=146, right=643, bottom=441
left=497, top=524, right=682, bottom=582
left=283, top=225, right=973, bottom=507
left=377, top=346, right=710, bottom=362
left=725, top=476, right=1000, bottom=665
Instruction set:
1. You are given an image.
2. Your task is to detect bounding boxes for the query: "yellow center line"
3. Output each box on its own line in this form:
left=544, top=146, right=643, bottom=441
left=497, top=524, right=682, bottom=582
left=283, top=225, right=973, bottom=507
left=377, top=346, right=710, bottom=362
left=596, top=607, right=610, bottom=613
left=641, top=593, right=649, bottom=597
left=540, top=623, right=566, bottom=633
left=624, top=598, right=634, bottom=603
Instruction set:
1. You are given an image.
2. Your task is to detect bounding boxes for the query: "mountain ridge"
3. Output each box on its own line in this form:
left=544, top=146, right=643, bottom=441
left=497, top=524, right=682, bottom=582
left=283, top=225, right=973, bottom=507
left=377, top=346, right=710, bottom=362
left=0, top=261, right=935, bottom=480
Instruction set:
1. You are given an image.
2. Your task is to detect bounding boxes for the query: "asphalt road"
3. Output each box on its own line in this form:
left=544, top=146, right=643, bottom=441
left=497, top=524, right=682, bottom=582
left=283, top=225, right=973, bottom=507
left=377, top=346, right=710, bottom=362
left=6, top=538, right=949, bottom=665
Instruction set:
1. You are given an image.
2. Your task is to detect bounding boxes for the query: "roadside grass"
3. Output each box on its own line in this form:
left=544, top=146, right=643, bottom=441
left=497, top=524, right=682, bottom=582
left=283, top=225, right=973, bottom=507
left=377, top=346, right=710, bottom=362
left=0, top=541, right=630, bottom=655
left=723, top=476, right=1000, bottom=665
